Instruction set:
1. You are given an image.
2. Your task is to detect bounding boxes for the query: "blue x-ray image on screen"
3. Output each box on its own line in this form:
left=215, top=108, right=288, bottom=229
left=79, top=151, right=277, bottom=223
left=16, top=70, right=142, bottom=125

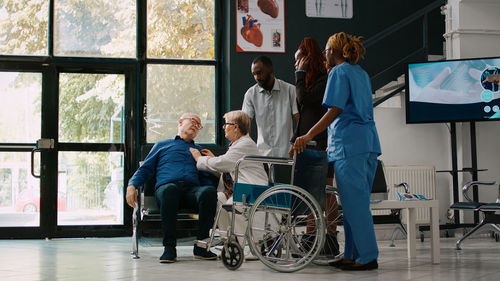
left=406, top=57, right=500, bottom=123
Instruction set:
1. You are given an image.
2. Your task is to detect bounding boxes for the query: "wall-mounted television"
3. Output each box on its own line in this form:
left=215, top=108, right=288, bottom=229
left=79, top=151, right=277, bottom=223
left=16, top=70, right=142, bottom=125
left=405, top=56, right=500, bottom=123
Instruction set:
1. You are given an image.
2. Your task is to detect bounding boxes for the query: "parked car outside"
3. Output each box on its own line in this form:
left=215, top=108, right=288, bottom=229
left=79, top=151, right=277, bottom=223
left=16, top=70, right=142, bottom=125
left=15, top=188, right=67, bottom=212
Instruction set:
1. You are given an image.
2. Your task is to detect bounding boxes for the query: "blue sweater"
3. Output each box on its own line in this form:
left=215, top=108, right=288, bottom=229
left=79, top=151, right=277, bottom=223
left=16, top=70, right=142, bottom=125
left=128, top=136, right=213, bottom=190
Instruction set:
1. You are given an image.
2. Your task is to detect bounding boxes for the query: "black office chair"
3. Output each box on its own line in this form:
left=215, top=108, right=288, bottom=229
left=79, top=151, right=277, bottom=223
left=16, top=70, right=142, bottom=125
left=131, top=177, right=199, bottom=259
left=131, top=145, right=224, bottom=259
left=450, top=181, right=500, bottom=250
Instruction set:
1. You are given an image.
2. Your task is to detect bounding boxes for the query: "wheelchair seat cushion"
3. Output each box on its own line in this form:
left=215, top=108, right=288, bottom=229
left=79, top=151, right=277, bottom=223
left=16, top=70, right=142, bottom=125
left=233, top=182, right=292, bottom=208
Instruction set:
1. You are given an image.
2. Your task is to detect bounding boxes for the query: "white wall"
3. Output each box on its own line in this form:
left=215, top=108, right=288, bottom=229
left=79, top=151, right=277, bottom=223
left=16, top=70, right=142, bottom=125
left=446, top=0, right=500, bottom=215
left=374, top=98, right=455, bottom=225
left=374, top=0, right=500, bottom=226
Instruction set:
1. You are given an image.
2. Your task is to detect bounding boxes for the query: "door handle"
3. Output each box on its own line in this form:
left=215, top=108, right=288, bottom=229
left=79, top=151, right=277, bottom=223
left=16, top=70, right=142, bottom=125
left=31, top=139, right=55, bottom=178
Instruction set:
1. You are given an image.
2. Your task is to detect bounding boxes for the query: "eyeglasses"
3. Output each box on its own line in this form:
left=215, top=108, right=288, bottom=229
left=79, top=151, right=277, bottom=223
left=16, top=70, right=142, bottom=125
left=222, top=122, right=236, bottom=129
left=181, top=117, right=203, bottom=130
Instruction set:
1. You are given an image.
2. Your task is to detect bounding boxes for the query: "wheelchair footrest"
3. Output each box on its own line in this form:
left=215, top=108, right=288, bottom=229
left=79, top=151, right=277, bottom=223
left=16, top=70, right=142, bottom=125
left=195, top=238, right=224, bottom=248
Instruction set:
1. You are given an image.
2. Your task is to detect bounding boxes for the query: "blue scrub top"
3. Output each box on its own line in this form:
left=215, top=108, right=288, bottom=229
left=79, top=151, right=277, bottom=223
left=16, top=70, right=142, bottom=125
left=322, top=62, right=382, bottom=162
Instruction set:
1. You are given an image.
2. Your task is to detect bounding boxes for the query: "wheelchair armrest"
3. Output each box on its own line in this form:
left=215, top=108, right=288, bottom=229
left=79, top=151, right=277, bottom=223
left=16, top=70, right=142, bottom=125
left=462, top=181, right=497, bottom=202
left=238, top=155, right=294, bottom=165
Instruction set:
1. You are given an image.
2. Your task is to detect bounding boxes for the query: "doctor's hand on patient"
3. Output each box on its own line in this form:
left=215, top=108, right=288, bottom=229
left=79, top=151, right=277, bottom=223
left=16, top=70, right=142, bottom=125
left=189, top=147, right=214, bottom=162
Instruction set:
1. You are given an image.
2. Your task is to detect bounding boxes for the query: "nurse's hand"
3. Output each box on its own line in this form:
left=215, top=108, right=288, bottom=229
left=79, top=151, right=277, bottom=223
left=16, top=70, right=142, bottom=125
left=293, top=134, right=313, bottom=154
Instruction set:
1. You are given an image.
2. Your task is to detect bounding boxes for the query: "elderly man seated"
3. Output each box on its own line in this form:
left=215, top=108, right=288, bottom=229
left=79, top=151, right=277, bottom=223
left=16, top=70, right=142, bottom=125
left=126, top=113, right=218, bottom=263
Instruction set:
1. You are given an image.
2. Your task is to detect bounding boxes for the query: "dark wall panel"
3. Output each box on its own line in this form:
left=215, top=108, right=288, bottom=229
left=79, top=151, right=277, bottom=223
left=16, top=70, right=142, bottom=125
left=221, top=0, right=445, bottom=112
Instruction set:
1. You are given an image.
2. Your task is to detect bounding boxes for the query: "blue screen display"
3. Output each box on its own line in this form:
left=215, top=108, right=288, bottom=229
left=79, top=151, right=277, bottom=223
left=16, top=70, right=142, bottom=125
left=406, top=57, right=500, bottom=123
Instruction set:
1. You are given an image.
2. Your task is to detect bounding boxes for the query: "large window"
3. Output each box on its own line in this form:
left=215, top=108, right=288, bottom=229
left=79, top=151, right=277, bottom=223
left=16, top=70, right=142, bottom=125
left=146, top=0, right=216, bottom=143
left=0, top=1, right=48, bottom=56
left=59, top=73, right=125, bottom=143
left=147, top=0, right=215, bottom=59
left=54, top=0, right=136, bottom=58
left=0, top=0, right=218, bottom=236
left=146, top=64, right=215, bottom=143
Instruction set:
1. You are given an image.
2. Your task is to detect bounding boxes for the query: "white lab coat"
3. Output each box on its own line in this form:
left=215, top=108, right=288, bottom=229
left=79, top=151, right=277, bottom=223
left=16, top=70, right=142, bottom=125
left=196, top=134, right=268, bottom=240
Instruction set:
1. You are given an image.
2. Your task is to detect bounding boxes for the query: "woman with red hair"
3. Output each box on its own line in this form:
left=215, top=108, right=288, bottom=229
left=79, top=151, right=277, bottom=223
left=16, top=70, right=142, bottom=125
left=291, top=37, right=340, bottom=259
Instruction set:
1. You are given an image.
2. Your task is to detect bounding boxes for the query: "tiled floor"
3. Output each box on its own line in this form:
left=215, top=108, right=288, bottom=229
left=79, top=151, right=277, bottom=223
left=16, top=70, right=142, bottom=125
left=1, top=236, right=500, bottom=281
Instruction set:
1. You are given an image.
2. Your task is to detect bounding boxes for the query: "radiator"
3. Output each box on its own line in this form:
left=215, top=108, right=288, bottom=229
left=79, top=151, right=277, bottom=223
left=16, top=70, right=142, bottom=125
left=372, top=165, right=437, bottom=224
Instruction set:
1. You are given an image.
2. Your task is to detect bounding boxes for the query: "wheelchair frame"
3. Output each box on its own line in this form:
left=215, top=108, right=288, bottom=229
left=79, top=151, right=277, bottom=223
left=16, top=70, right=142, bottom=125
left=198, top=155, right=328, bottom=272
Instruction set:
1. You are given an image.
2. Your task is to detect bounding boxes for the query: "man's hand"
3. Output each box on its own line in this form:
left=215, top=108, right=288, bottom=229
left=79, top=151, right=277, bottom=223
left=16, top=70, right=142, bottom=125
left=126, top=185, right=138, bottom=208
left=189, top=147, right=202, bottom=161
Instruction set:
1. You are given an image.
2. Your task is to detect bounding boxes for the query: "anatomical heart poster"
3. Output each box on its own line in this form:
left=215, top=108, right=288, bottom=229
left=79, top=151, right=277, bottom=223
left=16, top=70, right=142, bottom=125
left=236, top=0, right=285, bottom=53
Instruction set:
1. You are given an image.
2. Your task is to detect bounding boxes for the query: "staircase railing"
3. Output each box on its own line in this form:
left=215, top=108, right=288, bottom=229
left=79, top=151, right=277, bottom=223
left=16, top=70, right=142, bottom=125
left=365, top=0, right=445, bottom=107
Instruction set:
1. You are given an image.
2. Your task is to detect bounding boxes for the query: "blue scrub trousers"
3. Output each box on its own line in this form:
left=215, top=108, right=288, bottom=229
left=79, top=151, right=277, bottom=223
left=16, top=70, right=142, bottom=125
left=334, top=152, right=378, bottom=264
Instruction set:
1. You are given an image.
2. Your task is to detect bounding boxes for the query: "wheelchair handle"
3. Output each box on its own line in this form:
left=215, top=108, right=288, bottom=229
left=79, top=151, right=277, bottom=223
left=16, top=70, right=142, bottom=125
left=234, top=155, right=296, bottom=184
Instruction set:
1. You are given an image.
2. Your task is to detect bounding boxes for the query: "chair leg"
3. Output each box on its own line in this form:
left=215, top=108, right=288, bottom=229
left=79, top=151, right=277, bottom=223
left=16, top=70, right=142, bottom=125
left=131, top=207, right=140, bottom=259
left=389, top=223, right=407, bottom=247
left=456, top=220, right=487, bottom=250
left=491, top=224, right=500, bottom=235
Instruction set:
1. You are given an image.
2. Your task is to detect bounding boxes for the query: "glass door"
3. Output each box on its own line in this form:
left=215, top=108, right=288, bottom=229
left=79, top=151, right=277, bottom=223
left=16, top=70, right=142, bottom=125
left=0, top=71, right=42, bottom=228
left=56, top=72, right=126, bottom=227
left=0, top=64, right=134, bottom=238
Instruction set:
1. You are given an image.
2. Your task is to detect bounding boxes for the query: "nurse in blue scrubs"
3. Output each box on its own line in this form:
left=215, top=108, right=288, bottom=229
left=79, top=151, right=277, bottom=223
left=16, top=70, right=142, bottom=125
left=293, top=32, right=381, bottom=271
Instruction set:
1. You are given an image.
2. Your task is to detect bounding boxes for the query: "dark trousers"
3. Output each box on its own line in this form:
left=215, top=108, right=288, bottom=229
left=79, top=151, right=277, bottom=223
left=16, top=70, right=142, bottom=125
left=155, top=181, right=217, bottom=248
left=294, top=148, right=328, bottom=211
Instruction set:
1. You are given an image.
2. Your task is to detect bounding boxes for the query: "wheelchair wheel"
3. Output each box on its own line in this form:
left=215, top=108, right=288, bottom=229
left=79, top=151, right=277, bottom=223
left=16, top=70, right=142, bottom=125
left=314, top=185, right=344, bottom=265
left=221, top=239, right=244, bottom=270
left=247, top=185, right=325, bottom=272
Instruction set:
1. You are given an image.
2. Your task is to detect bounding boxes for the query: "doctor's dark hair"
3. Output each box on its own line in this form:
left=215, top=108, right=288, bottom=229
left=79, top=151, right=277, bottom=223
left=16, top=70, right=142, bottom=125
left=327, top=32, right=366, bottom=64
left=252, top=55, right=273, bottom=69
left=223, top=110, right=251, bottom=135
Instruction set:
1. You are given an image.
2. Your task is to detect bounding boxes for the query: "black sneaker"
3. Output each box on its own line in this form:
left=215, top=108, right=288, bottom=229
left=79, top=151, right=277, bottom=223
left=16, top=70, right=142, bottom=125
left=321, top=233, right=340, bottom=257
left=193, top=245, right=218, bottom=260
left=159, top=246, right=177, bottom=263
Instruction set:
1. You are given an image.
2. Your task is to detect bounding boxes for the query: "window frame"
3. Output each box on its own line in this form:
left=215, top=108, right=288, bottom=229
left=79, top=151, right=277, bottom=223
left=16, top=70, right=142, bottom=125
left=0, top=0, right=221, bottom=238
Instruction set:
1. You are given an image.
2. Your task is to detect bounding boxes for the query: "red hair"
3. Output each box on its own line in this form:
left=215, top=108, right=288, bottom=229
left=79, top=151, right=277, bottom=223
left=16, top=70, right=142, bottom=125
left=297, top=37, right=327, bottom=92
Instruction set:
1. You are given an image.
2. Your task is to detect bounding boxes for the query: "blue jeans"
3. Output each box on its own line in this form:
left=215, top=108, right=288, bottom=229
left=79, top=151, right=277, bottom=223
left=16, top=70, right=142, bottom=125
left=155, top=181, right=217, bottom=248
left=294, top=148, right=328, bottom=212
left=334, top=152, right=379, bottom=264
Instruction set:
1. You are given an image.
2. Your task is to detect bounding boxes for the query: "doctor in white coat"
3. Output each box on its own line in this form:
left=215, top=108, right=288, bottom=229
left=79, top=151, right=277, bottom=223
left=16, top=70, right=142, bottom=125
left=189, top=110, right=267, bottom=248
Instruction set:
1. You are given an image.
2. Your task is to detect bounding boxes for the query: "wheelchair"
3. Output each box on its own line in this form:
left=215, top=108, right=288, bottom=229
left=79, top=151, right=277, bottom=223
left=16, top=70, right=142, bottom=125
left=197, top=155, right=344, bottom=272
